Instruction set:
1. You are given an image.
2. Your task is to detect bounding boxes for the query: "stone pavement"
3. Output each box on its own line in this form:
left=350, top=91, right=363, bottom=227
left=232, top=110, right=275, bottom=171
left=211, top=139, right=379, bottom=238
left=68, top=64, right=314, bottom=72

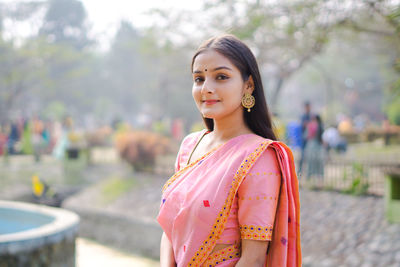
left=76, top=238, right=159, bottom=267
left=68, top=170, right=400, bottom=267
left=299, top=189, right=400, bottom=267
left=3, top=155, right=399, bottom=266
left=73, top=187, right=400, bottom=267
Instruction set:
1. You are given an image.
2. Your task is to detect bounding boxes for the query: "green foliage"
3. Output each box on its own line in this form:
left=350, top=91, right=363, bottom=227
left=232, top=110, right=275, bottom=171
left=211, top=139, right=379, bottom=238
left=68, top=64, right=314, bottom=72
left=152, top=121, right=168, bottom=136
left=39, top=0, right=91, bottom=49
left=100, top=176, right=136, bottom=204
left=42, top=101, right=66, bottom=120
left=0, top=0, right=399, bottom=125
left=21, top=123, right=33, bottom=155
left=197, top=0, right=336, bottom=107
left=342, top=162, right=370, bottom=196
left=0, top=39, right=45, bottom=122
left=387, top=96, right=400, bottom=125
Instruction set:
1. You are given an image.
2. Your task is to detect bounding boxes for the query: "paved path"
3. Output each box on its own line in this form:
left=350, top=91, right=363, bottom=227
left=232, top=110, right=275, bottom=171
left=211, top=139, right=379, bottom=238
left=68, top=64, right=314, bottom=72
left=69, top=171, right=400, bottom=267
left=299, top=189, right=400, bottom=267
left=76, top=238, right=159, bottom=267
left=3, top=155, right=400, bottom=266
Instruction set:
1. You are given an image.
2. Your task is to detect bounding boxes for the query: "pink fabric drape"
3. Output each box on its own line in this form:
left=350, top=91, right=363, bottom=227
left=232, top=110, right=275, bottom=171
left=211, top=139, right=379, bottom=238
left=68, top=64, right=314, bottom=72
left=157, top=131, right=301, bottom=266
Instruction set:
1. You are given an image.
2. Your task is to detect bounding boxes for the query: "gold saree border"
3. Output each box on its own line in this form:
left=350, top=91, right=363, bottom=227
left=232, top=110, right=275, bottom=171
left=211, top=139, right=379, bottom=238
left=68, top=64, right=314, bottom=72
left=202, top=244, right=241, bottom=266
left=240, top=224, right=273, bottom=241
left=187, top=140, right=273, bottom=267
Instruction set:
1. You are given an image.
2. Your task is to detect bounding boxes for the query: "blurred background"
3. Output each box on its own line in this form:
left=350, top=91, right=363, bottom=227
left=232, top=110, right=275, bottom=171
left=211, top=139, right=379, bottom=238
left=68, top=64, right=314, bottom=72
left=0, top=0, right=399, bottom=266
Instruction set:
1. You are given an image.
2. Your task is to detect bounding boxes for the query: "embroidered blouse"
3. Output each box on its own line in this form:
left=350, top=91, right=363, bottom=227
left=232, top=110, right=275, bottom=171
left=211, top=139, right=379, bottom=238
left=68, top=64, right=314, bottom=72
left=174, top=131, right=281, bottom=245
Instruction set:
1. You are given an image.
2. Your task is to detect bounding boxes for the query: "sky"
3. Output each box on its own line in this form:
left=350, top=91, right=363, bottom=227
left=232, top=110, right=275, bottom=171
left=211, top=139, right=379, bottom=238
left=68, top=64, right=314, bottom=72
left=81, top=0, right=202, bottom=49
left=1, top=0, right=203, bottom=50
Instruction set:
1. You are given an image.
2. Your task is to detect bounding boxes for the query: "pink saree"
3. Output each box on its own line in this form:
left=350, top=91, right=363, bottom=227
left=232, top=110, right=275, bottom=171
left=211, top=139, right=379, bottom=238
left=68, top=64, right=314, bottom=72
left=157, top=130, right=301, bottom=267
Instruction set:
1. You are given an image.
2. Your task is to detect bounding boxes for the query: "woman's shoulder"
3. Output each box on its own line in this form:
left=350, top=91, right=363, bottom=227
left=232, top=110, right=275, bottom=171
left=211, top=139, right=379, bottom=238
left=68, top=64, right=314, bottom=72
left=241, top=133, right=278, bottom=147
left=178, top=129, right=206, bottom=152
left=181, top=130, right=205, bottom=144
left=243, top=134, right=290, bottom=160
left=250, top=134, right=287, bottom=148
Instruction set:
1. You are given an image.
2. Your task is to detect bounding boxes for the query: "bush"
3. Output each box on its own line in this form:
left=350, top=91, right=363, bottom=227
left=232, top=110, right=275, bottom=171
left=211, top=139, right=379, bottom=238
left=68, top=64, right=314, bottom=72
left=387, top=96, right=400, bottom=126
left=85, top=126, right=113, bottom=147
left=114, top=130, right=171, bottom=172
left=342, top=162, right=370, bottom=196
left=100, top=176, right=136, bottom=204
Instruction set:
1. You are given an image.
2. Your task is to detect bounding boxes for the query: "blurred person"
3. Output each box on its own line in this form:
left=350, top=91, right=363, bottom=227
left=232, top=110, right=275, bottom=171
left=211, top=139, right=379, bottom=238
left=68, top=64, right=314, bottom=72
left=51, top=120, right=63, bottom=150
left=32, top=117, right=46, bottom=161
left=285, top=121, right=303, bottom=149
left=298, top=101, right=312, bottom=174
left=0, top=125, right=8, bottom=156
left=21, top=119, right=33, bottom=155
left=172, top=118, right=184, bottom=141
left=52, top=117, right=72, bottom=159
left=42, top=121, right=52, bottom=153
left=322, top=125, right=347, bottom=154
left=7, top=121, right=19, bottom=155
left=16, top=117, right=24, bottom=137
left=158, top=35, right=301, bottom=267
left=338, top=116, right=353, bottom=133
left=304, top=115, right=324, bottom=179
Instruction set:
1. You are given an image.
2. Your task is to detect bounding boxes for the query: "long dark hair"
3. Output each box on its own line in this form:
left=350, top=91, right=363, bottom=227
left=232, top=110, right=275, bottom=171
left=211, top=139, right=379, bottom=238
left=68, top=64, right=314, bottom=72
left=191, top=34, right=277, bottom=140
left=315, top=114, right=324, bottom=144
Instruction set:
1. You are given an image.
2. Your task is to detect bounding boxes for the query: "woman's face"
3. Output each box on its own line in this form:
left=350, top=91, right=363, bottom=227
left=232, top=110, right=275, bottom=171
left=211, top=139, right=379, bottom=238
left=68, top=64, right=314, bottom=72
left=192, top=49, right=252, bottom=120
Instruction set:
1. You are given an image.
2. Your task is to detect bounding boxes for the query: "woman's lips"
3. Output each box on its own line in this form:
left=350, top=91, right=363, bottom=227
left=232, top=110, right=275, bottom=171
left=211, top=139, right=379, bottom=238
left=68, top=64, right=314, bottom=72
left=203, top=100, right=220, bottom=105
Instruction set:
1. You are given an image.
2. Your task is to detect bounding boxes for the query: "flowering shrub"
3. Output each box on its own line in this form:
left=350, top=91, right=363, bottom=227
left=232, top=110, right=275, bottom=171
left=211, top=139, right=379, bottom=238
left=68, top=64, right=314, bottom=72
left=114, top=130, right=171, bottom=172
left=85, top=126, right=113, bottom=147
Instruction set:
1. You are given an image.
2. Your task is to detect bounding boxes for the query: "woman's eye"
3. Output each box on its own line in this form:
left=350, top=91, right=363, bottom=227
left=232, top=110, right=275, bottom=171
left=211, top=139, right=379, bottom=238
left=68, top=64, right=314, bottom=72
left=194, top=77, right=204, bottom=83
left=216, top=74, right=229, bottom=80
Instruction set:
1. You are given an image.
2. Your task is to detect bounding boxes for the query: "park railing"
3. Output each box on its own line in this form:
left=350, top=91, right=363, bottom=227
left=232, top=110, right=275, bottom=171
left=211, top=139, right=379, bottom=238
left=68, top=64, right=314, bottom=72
left=299, top=156, right=400, bottom=196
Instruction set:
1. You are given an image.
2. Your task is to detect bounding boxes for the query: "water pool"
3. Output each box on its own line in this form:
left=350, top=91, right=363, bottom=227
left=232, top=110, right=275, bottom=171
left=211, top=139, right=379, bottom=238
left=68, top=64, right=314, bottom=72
left=0, top=200, right=79, bottom=266
left=0, top=206, right=54, bottom=235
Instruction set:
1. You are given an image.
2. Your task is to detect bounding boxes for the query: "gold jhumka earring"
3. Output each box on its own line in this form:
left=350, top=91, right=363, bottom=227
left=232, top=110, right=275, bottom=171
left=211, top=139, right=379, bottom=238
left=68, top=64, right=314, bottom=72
left=241, top=93, right=255, bottom=112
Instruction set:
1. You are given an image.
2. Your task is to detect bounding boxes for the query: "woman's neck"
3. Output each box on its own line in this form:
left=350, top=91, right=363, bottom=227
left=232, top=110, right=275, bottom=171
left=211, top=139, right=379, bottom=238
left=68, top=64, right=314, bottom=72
left=209, top=109, right=253, bottom=144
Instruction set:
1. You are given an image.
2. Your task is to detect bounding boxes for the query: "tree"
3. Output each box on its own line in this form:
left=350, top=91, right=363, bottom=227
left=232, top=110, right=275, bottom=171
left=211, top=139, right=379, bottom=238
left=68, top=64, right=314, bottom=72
left=339, top=1, right=400, bottom=124
left=0, top=39, right=47, bottom=123
left=145, top=0, right=399, bottom=116
left=39, top=0, right=91, bottom=49
left=0, top=1, right=45, bottom=41
left=146, top=0, right=346, bottom=110
left=105, top=21, right=143, bottom=118
left=0, top=0, right=97, bottom=123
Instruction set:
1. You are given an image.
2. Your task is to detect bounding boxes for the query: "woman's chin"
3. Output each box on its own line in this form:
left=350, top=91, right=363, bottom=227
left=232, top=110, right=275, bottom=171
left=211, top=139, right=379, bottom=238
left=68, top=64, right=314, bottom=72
left=202, top=114, right=215, bottom=119
left=201, top=111, right=221, bottom=119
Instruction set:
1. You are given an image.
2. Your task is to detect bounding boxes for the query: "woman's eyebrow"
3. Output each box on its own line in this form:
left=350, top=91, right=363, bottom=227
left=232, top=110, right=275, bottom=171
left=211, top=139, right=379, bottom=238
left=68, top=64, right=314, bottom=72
left=212, top=66, right=232, bottom=72
left=193, top=66, right=232, bottom=74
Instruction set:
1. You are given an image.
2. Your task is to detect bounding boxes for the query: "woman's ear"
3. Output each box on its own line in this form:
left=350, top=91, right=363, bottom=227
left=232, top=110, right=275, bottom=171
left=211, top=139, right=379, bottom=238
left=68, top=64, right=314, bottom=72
left=246, top=75, right=255, bottom=94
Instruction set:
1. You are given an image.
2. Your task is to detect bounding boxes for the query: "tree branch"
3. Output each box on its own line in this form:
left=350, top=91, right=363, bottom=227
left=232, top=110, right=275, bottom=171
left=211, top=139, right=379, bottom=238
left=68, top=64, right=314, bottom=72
left=340, top=19, right=395, bottom=37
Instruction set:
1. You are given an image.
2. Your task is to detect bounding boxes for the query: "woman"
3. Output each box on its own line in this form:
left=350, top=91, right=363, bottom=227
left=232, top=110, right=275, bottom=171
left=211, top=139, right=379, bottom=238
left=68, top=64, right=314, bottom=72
left=157, top=35, right=301, bottom=267
left=304, top=114, right=324, bottom=179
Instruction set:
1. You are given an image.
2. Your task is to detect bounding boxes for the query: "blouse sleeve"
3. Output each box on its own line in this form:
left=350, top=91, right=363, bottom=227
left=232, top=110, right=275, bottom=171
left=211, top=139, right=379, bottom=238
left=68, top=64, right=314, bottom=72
left=237, top=147, right=281, bottom=241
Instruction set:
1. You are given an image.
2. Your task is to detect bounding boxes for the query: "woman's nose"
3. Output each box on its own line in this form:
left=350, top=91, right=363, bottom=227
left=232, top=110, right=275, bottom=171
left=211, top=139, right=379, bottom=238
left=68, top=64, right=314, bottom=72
left=201, top=79, right=214, bottom=94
